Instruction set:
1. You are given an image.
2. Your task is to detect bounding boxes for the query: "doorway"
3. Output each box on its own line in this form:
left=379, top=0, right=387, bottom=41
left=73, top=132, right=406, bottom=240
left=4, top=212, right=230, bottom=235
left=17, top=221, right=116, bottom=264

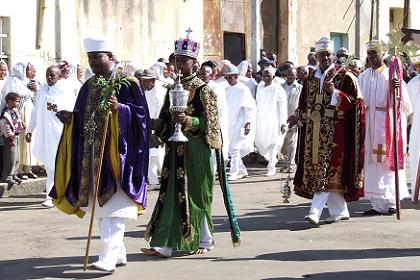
left=223, top=32, right=246, bottom=65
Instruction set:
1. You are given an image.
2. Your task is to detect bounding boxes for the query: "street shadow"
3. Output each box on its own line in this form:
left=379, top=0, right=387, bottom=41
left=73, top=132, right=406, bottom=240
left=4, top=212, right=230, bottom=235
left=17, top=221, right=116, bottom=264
left=212, top=202, right=318, bottom=233
left=213, top=248, right=420, bottom=264
left=262, top=270, right=420, bottom=280
left=0, top=255, right=111, bottom=280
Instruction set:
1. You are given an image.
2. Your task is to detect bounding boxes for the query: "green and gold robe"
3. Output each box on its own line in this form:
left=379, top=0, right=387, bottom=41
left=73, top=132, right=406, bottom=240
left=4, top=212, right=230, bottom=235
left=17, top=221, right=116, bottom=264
left=145, top=73, right=240, bottom=250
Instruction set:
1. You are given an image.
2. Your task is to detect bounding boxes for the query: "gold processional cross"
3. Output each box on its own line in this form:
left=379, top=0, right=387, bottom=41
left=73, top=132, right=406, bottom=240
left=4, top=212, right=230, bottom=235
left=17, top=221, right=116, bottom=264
left=373, top=144, right=387, bottom=163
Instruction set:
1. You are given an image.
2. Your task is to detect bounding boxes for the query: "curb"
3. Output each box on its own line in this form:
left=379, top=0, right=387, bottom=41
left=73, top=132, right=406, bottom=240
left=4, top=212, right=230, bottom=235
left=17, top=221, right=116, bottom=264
left=0, top=177, right=46, bottom=198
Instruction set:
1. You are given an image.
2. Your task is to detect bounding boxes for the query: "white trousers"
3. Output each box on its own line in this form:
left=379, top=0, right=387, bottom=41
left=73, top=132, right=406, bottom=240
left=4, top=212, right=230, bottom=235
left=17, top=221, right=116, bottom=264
left=370, top=197, right=396, bottom=213
left=281, top=129, right=298, bottom=167
left=148, top=155, right=163, bottom=185
left=97, top=217, right=126, bottom=268
left=266, top=149, right=278, bottom=172
left=153, top=216, right=213, bottom=257
left=309, top=192, right=349, bottom=218
left=229, top=149, right=247, bottom=176
left=45, top=166, right=54, bottom=200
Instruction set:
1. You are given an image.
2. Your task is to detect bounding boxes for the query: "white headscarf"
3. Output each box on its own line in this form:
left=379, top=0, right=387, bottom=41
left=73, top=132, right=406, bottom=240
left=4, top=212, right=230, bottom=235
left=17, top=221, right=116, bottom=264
left=1, top=61, right=31, bottom=110
left=237, top=61, right=249, bottom=77
left=11, top=62, right=29, bottom=81
left=150, top=62, right=166, bottom=81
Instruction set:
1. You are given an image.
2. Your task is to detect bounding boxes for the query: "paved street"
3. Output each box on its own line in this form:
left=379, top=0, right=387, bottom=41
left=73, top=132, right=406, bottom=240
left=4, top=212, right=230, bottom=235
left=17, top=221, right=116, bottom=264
left=1, top=166, right=420, bottom=280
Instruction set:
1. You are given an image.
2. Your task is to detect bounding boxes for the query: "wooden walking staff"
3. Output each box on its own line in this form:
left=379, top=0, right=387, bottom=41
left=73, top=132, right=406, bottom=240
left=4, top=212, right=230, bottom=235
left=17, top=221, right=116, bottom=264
left=83, top=60, right=119, bottom=270
left=83, top=110, right=111, bottom=270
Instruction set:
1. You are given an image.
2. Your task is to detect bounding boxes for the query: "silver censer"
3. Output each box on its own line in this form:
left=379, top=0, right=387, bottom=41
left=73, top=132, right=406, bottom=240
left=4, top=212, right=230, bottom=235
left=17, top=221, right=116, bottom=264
left=168, top=82, right=189, bottom=142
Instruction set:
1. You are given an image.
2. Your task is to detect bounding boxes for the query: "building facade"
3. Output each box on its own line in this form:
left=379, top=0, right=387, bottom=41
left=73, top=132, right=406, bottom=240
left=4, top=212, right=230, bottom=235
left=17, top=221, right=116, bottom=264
left=0, top=0, right=419, bottom=76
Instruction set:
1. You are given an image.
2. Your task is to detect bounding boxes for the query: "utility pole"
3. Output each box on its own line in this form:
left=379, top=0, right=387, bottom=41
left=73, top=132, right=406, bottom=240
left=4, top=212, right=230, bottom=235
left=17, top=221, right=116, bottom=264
left=355, top=0, right=361, bottom=57
left=403, top=0, right=410, bottom=28
left=369, top=0, right=375, bottom=41
left=251, top=0, right=260, bottom=71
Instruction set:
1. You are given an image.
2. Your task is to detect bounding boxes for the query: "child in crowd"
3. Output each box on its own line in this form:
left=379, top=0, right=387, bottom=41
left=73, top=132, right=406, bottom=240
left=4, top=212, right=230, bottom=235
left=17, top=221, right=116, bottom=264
left=0, top=92, right=24, bottom=185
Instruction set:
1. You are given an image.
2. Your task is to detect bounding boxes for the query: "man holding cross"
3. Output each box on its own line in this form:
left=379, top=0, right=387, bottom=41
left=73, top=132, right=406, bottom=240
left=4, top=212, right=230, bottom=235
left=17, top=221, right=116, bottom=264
left=26, top=65, right=76, bottom=207
left=358, top=40, right=412, bottom=215
left=292, top=37, right=365, bottom=225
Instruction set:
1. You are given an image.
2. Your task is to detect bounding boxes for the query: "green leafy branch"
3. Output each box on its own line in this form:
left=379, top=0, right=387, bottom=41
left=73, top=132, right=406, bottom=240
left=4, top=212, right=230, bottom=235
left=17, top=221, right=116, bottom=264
left=93, top=73, right=131, bottom=115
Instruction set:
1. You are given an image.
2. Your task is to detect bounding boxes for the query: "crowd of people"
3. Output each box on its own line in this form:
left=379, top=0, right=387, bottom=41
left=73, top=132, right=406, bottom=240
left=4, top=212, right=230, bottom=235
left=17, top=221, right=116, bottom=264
left=1, top=32, right=420, bottom=273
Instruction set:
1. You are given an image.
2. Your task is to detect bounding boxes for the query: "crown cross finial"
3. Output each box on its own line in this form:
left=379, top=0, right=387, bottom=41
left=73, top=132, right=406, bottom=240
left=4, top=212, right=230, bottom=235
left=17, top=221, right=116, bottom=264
left=185, top=27, right=193, bottom=38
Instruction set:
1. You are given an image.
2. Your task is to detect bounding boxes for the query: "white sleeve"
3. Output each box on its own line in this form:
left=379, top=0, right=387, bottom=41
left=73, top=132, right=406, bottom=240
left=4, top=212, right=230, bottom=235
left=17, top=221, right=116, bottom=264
left=27, top=92, right=43, bottom=133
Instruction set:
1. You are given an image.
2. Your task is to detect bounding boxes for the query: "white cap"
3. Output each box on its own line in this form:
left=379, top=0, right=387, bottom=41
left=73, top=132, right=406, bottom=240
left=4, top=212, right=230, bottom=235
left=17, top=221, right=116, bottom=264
left=315, top=37, right=334, bottom=53
left=264, top=65, right=277, bottom=76
left=365, top=40, right=382, bottom=53
left=224, top=64, right=239, bottom=75
left=83, top=37, right=114, bottom=53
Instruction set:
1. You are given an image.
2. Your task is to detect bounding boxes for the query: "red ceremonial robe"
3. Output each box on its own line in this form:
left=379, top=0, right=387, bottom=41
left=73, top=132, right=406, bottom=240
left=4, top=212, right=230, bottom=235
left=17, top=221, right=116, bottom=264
left=293, top=68, right=365, bottom=202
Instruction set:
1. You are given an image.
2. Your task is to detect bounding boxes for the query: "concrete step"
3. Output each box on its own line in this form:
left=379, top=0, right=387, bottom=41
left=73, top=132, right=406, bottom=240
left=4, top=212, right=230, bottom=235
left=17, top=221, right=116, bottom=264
left=0, top=177, right=46, bottom=198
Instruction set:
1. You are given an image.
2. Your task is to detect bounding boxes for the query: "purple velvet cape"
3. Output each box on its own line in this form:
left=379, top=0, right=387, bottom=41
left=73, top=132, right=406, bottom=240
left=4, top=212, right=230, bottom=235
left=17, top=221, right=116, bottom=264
left=50, top=78, right=150, bottom=207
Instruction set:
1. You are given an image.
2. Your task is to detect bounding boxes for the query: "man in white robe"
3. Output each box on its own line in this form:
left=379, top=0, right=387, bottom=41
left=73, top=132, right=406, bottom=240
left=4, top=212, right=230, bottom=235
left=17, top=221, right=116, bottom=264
left=225, top=64, right=256, bottom=181
left=215, top=60, right=231, bottom=89
left=26, top=65, right=76, bottom=207
left=140, top=68, right=166, bottom=187
left=255, top=66, right=287, bottom=176
left=281, top=67, right=302, bottom=172
left=237, top=60, right=258, bottom=98
left=407, top=51, right=420, bottom=196
left=359, top=40, right=412, bottom=215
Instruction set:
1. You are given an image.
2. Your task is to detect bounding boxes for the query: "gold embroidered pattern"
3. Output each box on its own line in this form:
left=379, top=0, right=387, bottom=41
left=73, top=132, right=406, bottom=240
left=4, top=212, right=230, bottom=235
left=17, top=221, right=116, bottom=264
left=178, top=192, right=186, bottom=203
left=75, top=78, right=108, bottom=207
left=184, top=116, right=194, bottom=131
left=176, top=167, right=185, bottom=179
left=185, top=104, right=195, bottom=115
left=302, top=75, right=336, bottom=193
left=176, top=145, right=185, bottom=156
left=161, top=167, right=170, bottom=179
left=200, top=85, right=222, bottom=149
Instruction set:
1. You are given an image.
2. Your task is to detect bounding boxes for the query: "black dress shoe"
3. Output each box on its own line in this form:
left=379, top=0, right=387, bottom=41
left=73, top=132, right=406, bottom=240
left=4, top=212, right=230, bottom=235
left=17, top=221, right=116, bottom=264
left=26, top=172, right=38, bottom=179
left=387, top=208, right=397, bottom=215
left=17, top=174, right=28, bottom=180
left=363, top=209, right=384, bottom=216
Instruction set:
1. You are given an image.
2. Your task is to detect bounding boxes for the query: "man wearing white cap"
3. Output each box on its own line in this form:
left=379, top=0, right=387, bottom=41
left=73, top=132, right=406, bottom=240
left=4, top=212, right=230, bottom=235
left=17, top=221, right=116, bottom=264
left=139, top=68, right=166, bottom=188
left=359, top=40, right=412, bottom=215
left=255, top=66, right=288, bottom=176
left=224, top=64, right=256, bottom=181
left=50, top=36, right=150, bottom=272
left=142, top=30, right=241, bottom=258
left=291, top=37, right=365, bottom=225
left=215, top=59, right=231, bottom=89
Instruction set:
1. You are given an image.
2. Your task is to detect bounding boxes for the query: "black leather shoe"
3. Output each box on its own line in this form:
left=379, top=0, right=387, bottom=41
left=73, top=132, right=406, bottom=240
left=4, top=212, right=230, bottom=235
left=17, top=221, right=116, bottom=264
left=387, top=208, right=396, bottom=215
left=363, top=209, right=383, bottom=216
left=26, top=172, right=38, bottom=179
left=17, top=174, right=28, bottom=180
